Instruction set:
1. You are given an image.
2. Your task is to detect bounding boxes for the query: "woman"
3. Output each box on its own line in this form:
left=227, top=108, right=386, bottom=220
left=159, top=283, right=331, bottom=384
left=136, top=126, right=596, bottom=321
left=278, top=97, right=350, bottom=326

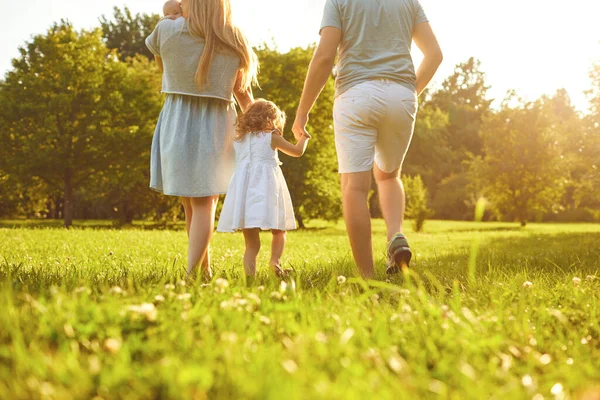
left=292, top=0, right=443, bottom=278
left=146, top=0, right=258, bottom=279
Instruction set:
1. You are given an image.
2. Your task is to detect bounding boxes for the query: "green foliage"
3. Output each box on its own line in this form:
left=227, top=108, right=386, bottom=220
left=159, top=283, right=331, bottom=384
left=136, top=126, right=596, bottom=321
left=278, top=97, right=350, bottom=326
left=100, top=7, right=161, bottom=61
left=469, top=96, right=567, bottom=226
left=430, top=58, right=492, bottom=159
left=1, top=221, right=600, bottom=398
left=403, top=175, right=434, bottom=232
left=0, top=22, right=172, bottom=226
left=254, top=45, right=342, bottom=226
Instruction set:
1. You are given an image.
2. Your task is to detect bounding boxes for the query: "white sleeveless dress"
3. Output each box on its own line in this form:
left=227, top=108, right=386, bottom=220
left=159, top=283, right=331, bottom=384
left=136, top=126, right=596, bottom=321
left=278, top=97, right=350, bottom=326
left=217, top=131, right=297, bottom=232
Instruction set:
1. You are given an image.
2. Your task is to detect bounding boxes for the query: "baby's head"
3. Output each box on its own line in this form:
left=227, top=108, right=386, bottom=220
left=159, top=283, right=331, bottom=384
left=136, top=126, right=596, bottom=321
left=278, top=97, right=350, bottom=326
left=236, top=99, right=287, bottom=140
left=163, top=0, right=182, bottom=17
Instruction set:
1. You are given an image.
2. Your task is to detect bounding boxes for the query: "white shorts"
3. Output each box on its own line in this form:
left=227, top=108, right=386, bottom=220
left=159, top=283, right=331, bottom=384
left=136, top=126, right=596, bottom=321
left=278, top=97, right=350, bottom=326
left=333, top=80, right=418, bottom=174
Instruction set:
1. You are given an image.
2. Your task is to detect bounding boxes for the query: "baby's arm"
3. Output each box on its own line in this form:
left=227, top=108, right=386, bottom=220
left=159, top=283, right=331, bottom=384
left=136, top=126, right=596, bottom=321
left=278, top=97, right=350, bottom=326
left=271, top=132, right=310, bottom=158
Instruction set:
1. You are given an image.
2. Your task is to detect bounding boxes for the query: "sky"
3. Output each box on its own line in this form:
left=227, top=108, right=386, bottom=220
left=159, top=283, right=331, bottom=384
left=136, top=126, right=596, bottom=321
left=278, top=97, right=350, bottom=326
left=2, top=0, right=599, bottom=111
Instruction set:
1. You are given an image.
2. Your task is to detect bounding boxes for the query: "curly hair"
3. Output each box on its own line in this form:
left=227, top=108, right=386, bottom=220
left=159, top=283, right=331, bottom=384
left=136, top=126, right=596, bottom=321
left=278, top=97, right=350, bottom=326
left=235, top=99, right=287, bottom=141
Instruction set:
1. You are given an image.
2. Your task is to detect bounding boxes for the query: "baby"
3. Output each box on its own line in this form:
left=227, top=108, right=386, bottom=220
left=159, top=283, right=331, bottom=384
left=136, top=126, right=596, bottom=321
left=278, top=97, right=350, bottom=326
left=162, top=0, right=182, bottom=18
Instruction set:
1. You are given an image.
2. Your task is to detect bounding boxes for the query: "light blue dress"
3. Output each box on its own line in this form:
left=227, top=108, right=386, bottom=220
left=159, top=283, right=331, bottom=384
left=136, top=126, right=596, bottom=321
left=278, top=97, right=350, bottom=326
left=146, top=17, right=240, bottom=197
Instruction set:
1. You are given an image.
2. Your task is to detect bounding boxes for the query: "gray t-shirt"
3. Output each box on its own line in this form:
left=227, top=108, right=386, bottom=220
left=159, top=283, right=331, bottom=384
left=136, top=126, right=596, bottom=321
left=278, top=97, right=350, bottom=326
left=320, top=0, right=428, bottom=97
left=146, top=18, right=240, bottom=102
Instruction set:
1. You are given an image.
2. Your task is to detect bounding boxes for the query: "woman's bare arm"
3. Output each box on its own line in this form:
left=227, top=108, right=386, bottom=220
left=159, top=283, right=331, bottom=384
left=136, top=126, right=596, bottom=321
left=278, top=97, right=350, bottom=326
left=233, top=72, right=255, bottom=113
left=155, top=56, right=164, bottom=72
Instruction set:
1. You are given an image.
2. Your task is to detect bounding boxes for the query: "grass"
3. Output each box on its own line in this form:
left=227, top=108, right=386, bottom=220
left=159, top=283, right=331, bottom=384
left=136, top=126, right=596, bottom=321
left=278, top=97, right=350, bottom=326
left=1, top=220, right=599, bottom=399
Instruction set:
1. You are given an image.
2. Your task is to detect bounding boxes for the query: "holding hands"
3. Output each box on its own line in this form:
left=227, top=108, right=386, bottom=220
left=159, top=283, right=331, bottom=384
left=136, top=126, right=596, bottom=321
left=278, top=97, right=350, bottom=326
left=292, top=114, right=312, bottom=141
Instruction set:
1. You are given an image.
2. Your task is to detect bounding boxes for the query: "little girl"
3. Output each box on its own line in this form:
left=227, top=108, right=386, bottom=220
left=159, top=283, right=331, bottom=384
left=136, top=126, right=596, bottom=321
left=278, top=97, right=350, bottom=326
left=217, top=100, right=310, bottom=277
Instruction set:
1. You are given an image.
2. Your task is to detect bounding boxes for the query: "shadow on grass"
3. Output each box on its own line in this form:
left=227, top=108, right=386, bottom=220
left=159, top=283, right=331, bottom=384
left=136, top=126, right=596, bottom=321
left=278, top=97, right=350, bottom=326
left=0, top=219, right=186, bottom=231
left=411, top=231, right=600, bottom=288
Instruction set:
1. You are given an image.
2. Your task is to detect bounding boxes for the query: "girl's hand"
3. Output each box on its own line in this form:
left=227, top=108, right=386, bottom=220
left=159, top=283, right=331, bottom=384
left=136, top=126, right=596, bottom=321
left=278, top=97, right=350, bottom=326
left=292, top=114, right=312, bottom=141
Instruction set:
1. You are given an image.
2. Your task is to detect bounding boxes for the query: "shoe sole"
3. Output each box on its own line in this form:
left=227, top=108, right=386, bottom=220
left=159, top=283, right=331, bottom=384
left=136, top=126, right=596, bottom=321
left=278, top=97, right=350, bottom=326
left=386, top=248, right=412, bottom=275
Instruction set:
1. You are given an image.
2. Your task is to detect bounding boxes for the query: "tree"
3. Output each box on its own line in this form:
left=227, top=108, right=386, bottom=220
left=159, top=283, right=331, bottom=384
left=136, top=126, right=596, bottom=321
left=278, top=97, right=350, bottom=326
left=0, top=22, right=164, bottom=227
left=404, top=175, right=434, bottom=232
left=573, top=62, right=600, bottom=215
left=100, top=7, right=160, bottom=61
left=469, top=96, right=567, bottom=226
left=254, top=45, right=342, bottom=227
left=431, top=58, right=492, bottom=159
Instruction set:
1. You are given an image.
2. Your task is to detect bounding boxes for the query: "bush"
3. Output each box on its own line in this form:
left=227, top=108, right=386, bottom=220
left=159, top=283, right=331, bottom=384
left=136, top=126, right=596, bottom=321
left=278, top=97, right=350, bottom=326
left=404, top=175, right=434, bottom=232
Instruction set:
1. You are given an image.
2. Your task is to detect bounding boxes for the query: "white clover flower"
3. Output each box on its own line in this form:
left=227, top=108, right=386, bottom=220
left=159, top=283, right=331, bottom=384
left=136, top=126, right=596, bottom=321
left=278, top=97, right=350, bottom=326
left=177, top=293, right=192, bottom=301
left=337, top=275, right=347, bottom=285
left=215, top=278, right=229, bottom=292
left=109, top=286, right=125, bottom=295
left=126, top=303, right=157, bottom=321
left=573, top=277, right=581, bottom=287
left=522, top=281, right=533, bottom=289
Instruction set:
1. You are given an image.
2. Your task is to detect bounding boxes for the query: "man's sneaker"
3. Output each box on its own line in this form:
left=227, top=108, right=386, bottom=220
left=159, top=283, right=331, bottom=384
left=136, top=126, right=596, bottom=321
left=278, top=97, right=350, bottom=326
left=386, top=233, right=412, bottom=274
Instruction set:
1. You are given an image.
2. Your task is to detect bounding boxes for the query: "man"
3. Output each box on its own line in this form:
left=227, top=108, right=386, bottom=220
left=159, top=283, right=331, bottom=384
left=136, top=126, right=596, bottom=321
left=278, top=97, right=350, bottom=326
left=292, top=0, right=443, bottom=278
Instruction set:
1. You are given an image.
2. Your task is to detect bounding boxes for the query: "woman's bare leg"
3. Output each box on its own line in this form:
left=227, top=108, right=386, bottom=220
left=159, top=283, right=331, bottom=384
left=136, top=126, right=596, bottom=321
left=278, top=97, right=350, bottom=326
left=186, top=196, right=219, bottom=278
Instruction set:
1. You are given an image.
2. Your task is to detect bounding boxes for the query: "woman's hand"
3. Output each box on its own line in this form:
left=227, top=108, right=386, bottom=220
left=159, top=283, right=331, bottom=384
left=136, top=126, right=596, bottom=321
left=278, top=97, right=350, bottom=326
left=292, top=114, right=312, bottom=140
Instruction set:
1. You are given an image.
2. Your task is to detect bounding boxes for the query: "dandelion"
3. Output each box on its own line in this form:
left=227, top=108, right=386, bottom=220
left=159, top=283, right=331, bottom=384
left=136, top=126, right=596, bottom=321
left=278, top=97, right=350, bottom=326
left=164, top=284, right=175, bottom=291
left=154, top=295, right=165, bottom=303
left=522, top=375, right=533, bottom=387
left=104, top=338, right=121, bottom=353
left=573, top=277, right=581, bottom=287
left=177, top=280, right=186, bottom=287
left=551, top=383, right=563, bottom=395
left=523, top=281, right=533, bottom=289
left=337, top=275, right=347, bottom=285
left=281, top=360, right=298, bottom=374
left=257, top=285, right=265, bottom=292
left=259, top=316, right=271, bottom=325
left=566, top=358, right=573, bottom=365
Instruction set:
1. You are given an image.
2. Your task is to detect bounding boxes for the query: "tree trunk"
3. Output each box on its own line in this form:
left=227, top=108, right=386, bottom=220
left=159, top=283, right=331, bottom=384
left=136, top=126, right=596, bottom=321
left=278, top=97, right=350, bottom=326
left=297, top=214, right=305, bottom=229
left=64, top=169, right=74, bottom=228
left=119, top=199, right=135, bottom=225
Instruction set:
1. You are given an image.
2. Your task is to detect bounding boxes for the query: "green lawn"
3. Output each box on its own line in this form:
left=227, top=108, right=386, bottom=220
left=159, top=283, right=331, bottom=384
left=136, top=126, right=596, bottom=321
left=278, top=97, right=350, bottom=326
left=1, top=220, right=599, bottom=399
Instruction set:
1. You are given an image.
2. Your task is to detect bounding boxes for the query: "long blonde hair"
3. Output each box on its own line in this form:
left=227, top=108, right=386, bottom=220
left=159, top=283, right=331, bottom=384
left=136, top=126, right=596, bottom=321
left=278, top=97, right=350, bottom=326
left=187, top=0, right=258, bottom=91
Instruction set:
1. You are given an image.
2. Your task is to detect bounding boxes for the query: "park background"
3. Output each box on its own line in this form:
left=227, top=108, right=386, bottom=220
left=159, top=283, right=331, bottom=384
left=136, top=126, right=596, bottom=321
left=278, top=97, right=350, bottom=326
left=0, top=0, right=599, bottom=228
left=1, top=1, right=600, bottom=399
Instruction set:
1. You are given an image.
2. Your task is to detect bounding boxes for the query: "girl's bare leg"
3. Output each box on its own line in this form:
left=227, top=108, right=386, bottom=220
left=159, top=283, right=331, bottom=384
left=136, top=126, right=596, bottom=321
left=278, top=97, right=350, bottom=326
left=270, top=230, right=286, bottom=273
left=242, top=229, right=261, bottom=277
